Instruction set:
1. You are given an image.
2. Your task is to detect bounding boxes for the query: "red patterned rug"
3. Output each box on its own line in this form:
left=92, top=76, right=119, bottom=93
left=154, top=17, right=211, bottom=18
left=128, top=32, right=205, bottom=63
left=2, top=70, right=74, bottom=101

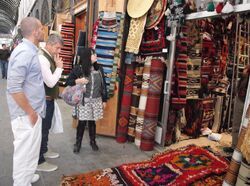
left=61, top=145, right=229, bottom=186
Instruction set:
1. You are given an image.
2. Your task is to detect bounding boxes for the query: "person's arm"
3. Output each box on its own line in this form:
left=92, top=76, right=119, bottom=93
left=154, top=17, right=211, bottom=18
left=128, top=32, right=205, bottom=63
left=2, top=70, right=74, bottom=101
left=66, top=65, right=88, bottom=86
left=39, top=54, right=63, bottom=88
left=99, top=65, right=108, bottom=103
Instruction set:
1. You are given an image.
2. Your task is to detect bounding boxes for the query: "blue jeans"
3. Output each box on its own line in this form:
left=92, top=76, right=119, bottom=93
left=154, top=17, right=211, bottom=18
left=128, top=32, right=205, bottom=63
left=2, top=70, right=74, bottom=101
left=0, top=60, right=6, bottom=78
left=38, top=99, right=55, bottom=164
left=4, top=62, right=8, bottom=78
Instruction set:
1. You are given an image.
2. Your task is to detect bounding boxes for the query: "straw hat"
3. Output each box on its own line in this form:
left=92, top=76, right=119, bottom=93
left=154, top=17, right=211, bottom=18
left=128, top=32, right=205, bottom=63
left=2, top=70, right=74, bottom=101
left=127, top=0, right=154, bottom=18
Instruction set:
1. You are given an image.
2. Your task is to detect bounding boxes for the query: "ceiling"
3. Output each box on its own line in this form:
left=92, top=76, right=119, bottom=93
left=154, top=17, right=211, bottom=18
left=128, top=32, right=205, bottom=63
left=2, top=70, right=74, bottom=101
left=0, top=0, right=21, bottom=34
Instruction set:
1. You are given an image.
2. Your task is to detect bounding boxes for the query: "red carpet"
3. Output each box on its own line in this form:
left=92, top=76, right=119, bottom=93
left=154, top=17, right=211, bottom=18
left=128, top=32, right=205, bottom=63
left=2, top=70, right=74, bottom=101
left=61, top=145, right=229, bottom=186
left=116, top=64, right=134, bottom=143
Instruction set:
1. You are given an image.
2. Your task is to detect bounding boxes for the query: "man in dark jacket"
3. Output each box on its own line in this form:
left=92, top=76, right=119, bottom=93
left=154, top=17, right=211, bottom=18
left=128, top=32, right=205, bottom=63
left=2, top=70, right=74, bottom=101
left=0, top=44, right=10, bottom=79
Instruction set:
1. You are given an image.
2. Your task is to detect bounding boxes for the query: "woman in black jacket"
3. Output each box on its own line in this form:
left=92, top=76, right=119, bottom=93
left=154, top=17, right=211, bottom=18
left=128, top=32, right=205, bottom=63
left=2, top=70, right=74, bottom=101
left=66, top=48, right=107, bottom=153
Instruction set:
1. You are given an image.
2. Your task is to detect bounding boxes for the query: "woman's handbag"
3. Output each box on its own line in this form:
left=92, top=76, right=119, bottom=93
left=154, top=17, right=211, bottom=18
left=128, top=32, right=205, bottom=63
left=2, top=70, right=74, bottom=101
left=61, top=84, right=86, bottom=106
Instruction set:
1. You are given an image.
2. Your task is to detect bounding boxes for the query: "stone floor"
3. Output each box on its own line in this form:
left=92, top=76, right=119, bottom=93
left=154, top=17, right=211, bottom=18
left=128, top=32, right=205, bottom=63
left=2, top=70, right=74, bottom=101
left=0, top=79, right=232, bottom=186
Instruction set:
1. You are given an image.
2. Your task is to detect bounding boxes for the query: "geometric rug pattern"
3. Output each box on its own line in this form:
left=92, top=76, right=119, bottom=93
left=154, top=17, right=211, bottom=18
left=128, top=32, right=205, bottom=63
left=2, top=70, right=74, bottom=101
left=61, top=145, right=229, bottom=186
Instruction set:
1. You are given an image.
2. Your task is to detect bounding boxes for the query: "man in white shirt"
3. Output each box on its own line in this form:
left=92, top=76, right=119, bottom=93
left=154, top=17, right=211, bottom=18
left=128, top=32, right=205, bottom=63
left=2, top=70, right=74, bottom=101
left=37, top=34, right=64, bottom=172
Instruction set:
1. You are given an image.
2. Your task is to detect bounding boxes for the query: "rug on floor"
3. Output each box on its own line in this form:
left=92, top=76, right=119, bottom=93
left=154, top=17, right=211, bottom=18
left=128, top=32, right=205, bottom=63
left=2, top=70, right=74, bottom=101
left=60, top=145, right=229, bottom=186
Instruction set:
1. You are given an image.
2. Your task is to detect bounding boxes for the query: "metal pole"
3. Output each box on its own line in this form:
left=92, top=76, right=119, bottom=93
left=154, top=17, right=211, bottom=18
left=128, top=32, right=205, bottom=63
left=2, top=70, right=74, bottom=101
left=227, top=15, right=240, bottom=131
left=160, top=21, right=178, bottom=146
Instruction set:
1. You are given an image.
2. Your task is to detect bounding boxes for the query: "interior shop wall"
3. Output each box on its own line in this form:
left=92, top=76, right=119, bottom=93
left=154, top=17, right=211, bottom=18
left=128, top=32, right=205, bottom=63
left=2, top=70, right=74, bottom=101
left=75, top=12, right=86, bottom=48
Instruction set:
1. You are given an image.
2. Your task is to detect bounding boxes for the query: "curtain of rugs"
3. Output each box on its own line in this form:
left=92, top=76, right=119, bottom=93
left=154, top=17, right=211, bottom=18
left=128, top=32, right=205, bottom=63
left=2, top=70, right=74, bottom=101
left=113, top=1, right=237, bottom=149
left=116, top=0, right=167, bottom=151
left=59, top=22, right=75, bottom=86
left=166, top=17, right=236, bottom=143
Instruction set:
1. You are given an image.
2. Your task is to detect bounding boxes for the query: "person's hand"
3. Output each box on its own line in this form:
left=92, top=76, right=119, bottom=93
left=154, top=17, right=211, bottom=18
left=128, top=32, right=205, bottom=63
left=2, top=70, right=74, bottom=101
left=54, top=54, right=63, bottom=69
left=75, top=78, right=89, bottom=85
left=28, top=111, right=38, bottom=127
left=103, top=102, right=107, bottom=109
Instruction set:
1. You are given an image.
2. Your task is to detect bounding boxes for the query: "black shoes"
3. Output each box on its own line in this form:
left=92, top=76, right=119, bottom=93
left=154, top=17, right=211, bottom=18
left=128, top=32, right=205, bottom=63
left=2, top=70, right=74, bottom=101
left=90, top=141, right=99, bottom=151
left=73, top=142, right=81, bottom=154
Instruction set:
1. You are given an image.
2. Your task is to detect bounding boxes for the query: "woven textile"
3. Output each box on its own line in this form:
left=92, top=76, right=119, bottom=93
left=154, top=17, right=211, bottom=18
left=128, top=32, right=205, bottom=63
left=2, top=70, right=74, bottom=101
left=96, top=12, right=118, bottom=96
left=125, top=14, right=147, bottom=54
left=59, top=22, right=74, bottom=75
left=241, top=124, right=250, bottom=164
left=135, top=57, right=152, bottom=146
left=192, top=174, right=225, bottom=186
left=140, top=58, right=165, bottom=151
left=171, top=25, right=188, bottom=109
left=109, top=12, right=125, bottom=97
left=184, top=99, right=203, bottom=137
left=187, top=43, right=201, bottom=99
left=116, top=64, right=135, bottom=143
left=140, top=17, right=166, bottom=56
left=90, top=19, right=100, bottom=49
left=61, top=145, right=229, bottom=186
left=201, top=98, right=215, bottom=129
left=236, top=158, right=250, bottom=185
left=92, top=12, right=125, bottom=97
left=201, top=39, right=217, bottom=89
left=128, top=60, right=144, bottom=142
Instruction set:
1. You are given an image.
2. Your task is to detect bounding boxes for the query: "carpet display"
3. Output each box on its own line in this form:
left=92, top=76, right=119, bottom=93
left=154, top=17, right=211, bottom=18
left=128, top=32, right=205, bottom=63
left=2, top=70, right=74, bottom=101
left=61, top=145, right=229, bottom=186
left=128, top=60, right=144, bottom=142
left=140, top=58, right=165, bottom=151
left=125, top=14, right=148, bottom=54
left=187, top=43, right=201, bottom=99
left=171, top=25, right=188, bottom=109
left=184, top=99, right=203, bottom=137
left=110, top=12, right=125, bottom=98
left=134, top=57, right=152, bottom=146
left=94, top=11, right=124, bottom=97
left=59, top=22, right=74, bottom=86
left=116, top=64, right=135, bottom=143
left=140, top=18, right=166, bottom=57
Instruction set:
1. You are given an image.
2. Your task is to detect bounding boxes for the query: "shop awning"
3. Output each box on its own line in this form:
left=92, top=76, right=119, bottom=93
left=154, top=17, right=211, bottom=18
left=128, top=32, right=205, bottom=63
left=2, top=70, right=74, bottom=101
left=0, top=0, right=21, bottom=34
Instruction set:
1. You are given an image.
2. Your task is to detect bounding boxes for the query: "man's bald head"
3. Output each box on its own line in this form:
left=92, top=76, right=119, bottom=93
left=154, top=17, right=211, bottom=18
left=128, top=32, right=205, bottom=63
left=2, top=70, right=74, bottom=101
left=20, top=17, right=41, bottom=38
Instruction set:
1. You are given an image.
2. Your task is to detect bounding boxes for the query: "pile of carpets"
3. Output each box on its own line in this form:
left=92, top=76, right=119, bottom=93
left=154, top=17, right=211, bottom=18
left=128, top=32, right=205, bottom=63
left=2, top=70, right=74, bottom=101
left=61, top=145, right=229, bottom=186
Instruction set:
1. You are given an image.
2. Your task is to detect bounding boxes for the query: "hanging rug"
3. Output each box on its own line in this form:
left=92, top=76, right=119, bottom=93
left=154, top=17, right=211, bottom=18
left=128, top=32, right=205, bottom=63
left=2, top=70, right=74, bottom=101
left=61, top=145, right=229, bottom=186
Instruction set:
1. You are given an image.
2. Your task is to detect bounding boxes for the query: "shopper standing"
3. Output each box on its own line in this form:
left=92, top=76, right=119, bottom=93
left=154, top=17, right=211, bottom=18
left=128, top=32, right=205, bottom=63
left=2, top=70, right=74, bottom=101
left=6, top=17, right=45, bottom=185
left=66, top=48, right=107, bottom=154
left=0, top=44, right=10, bottom=79
left=37, top=34, right=64, bottom=172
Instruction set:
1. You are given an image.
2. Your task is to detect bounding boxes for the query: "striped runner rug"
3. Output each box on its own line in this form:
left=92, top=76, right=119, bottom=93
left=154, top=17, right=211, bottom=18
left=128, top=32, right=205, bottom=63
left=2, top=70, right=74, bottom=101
left=140, top=58, right=165, bottom=151
left=128, top=59, right=144, bottom=142
left=116, top=64, right=135, bottom=143
left=134, top=57, right=152, bottom=146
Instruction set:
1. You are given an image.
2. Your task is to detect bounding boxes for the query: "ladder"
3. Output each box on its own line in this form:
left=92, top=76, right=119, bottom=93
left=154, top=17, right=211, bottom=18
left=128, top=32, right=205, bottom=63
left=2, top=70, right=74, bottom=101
left=227, top=15, right=250, bottom=131
left=160, top=21, right=178, bottom=146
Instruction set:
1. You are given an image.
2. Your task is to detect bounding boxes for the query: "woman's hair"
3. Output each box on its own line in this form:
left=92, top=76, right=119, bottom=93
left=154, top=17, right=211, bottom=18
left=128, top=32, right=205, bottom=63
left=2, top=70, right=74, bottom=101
left=78, top=48, right=95, bottom=77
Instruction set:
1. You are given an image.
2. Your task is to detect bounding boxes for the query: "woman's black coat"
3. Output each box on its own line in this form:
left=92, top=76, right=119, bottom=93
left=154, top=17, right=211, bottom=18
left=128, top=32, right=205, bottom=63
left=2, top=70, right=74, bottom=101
left=65, top=62, right=108, bottom=102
